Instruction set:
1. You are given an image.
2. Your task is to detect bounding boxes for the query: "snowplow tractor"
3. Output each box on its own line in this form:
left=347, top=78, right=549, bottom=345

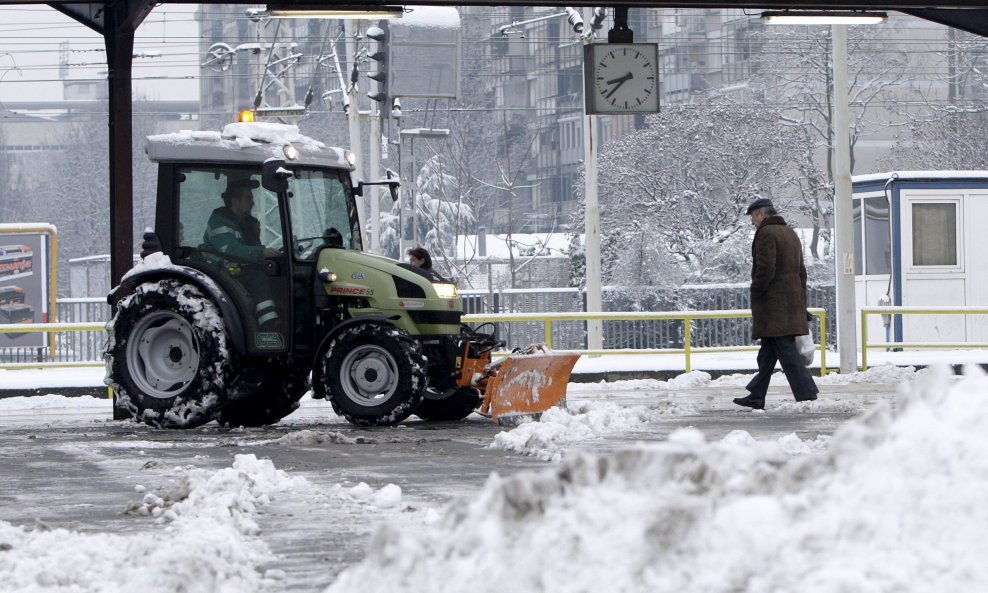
left=105, top=121, right=579, bottom=429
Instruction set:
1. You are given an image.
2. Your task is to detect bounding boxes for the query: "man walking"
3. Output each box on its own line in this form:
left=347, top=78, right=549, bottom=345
left=734, top=198, right=819, bottom=410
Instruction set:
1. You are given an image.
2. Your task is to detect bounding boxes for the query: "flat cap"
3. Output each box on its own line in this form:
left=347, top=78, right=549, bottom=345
left=745, top=198, right=774, bottom=215
left=226, top=177, right=259, bottom=191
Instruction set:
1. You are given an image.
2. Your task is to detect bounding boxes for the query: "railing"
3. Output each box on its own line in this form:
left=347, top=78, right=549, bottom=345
left=1, top=306, right=829, bottom=375
left=860, top=306, right=988, bottom=371
left=464, top=308, right=828, bottom=375
left=0, top=322, right=106, bottom=369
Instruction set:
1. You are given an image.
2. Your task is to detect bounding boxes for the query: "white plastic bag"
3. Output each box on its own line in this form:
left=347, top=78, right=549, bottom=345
left=796, top=330, right=815, bottom=366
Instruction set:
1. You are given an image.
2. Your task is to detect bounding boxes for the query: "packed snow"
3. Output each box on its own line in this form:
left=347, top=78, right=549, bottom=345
left=327, top=365, right=988, bottom=593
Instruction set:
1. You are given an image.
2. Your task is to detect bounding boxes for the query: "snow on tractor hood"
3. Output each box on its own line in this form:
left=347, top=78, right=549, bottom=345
left=145, top=122, right=353, bottom=170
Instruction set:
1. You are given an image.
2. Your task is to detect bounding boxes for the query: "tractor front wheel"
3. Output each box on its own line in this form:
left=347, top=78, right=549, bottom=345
left=107, top=279, right=233, bottom=428
left=315, top=323, right=426, bottom=426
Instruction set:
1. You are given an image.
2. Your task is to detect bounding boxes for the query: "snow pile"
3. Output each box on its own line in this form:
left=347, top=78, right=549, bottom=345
left=741, top=398, right=868, bottom=414
left=568, top=371, right=716, bottom=395
left=343, top=482, right=404, bottom=510
left=0, top=393, right=108, bottom=410
left=664, top=369, right=714, bottom=388
left=490, top=400, right=700, bottom=462
left=817, top=363, right=919, bottom=385
left=221, top=122, right=328, bottom=153
left=125, top=454, right=308, bottom=532
left=0, top=454, right=301, bottom=593
left=328, top=365, right=988, bottom=593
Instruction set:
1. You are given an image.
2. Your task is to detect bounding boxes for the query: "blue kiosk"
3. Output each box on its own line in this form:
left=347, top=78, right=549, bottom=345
left=852, top=171, right=988, bottom=346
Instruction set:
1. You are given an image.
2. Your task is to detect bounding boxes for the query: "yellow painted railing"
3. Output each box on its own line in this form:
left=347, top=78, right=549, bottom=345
left=464, top=308, right=828, bottom=375
left=2, top=308, right=831, bottom=376
left=0, top=322, right=105, bottom=370
left=860, top=306, right=988, bottom=371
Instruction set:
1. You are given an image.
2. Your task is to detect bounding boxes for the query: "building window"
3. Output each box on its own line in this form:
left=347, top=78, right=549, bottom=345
left=912, top=202, right=957, bottom=266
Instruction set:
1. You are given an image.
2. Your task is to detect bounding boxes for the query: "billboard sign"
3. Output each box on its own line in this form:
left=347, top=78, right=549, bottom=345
left=0, top=233, right=49, bottom=348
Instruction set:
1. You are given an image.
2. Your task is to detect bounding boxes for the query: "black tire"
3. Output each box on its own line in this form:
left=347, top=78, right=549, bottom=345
left=216, top=366, right=311, bottom=428
left=106, top=279, right=233, bottom=429
left=314, top=323, right=427, bottom=426
left=414, top=387, right=481, bottom=422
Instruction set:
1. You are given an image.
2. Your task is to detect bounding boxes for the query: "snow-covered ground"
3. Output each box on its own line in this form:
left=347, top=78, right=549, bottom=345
left=0, top=363, right=984, bottom=592
left=328, top=365, right=987, bottom=593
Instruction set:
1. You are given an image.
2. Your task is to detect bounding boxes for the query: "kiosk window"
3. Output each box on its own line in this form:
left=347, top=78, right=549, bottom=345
left=912, top=202, right=957, bottom=266
left=864, top=197, right=891, bottom=275
left=852, top=200, right=863, bottom=275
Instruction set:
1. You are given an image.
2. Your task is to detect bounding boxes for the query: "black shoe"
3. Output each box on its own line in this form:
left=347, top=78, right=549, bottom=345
left=795, top=394, right=818, bottom=402
left=733, top=395, right=765, bottom=410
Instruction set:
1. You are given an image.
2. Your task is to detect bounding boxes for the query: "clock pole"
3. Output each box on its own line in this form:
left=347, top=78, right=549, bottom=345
left=581, top=7, right=605, bottom=352
left=581, top=7, right=636, bottom=352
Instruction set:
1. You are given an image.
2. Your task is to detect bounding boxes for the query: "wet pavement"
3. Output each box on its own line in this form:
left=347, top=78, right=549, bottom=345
left=0, top=382, right=898, bottom=591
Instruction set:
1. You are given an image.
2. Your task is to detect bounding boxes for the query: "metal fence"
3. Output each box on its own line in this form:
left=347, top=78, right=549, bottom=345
left=462, top=284, right=837, bottom=352
left=0, top=285, right=837, bottom=365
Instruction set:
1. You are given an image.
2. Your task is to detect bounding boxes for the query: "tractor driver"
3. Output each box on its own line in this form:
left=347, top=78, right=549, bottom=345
left=204, top=178, right=280, bottom=261
left=203, top=177, right=281, bottom=331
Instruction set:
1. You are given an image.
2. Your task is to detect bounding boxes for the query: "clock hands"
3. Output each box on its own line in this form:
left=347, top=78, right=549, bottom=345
left=604, top=72, right=633, bottom=99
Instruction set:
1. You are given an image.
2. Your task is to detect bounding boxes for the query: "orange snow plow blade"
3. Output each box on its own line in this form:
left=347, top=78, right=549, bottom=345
left=479, top=351, right=581, bottom=423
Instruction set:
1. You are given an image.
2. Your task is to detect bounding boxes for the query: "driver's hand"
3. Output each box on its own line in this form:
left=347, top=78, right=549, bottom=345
left=261, top=247, right=281, bottom=258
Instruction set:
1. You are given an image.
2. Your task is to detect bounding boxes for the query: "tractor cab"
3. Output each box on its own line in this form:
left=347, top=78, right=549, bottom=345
left=165, top=159, right=362, bottom=354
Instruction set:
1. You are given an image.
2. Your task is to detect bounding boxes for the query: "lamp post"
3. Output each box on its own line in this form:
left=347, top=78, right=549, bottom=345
left=831, top=24, right=857, bottom=373
left=761, top=10, right=887, bottom=373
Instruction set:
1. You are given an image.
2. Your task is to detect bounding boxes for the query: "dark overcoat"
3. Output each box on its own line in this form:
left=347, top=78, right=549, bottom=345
left=750, top=215, right=809, bottom=338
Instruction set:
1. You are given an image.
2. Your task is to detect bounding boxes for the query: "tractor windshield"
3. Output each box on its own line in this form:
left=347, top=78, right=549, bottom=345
left=288, top=168, right=362, bottom=260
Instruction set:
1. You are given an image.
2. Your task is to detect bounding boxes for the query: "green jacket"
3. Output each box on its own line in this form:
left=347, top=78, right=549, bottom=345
left=203, top=207, right=264, bottom=261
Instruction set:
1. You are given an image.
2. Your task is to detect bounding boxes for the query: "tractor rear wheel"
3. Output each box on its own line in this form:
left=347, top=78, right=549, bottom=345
left=314, top=323, right=426, bottom=426
left=216, top=366, right=310, bottom=427
left=107, top=279, right=233, bottom=428
left=414, top=387, right=481, bottom=422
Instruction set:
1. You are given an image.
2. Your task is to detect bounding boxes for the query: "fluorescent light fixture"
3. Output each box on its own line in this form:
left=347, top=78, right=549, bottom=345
left=761, top=11, right=888, bottom=25
left=265, top=4, right=404, bottom=19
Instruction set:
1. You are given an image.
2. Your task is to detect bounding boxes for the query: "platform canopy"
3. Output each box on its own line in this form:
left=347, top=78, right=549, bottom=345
left=2, top=0, right=988, bottom=284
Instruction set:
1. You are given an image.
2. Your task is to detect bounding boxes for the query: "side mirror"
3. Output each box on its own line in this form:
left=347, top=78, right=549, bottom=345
left=357, top=171, right=401, bottom=202
left=261, top=159, right=293, bottom=193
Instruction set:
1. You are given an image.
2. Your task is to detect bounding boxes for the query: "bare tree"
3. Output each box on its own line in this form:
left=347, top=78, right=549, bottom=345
left=881, top=28, right=988, bottom=169
left=592, top=103, right=810, bottom=284
left=470, top=112, right=540, bottom=288
left=746, top=21, right=916, bottom=258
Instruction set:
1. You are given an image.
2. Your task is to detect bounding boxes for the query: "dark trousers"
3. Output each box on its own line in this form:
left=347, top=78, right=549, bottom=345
left=745, top=336, right=819, bottom=401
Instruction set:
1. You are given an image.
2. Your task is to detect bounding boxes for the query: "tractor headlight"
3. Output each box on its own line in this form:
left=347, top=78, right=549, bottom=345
left=432, top=283, right=458, bottom=299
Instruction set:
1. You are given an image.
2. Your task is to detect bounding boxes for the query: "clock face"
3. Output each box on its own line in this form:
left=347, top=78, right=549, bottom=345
left=584, top=43, right=660, bottom=115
